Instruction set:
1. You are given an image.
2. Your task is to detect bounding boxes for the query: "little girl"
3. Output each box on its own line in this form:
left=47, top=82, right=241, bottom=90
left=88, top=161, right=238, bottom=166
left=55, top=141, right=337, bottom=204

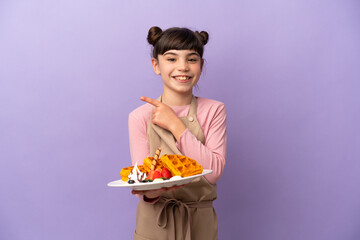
left=128, top=26, right=227, bottom=240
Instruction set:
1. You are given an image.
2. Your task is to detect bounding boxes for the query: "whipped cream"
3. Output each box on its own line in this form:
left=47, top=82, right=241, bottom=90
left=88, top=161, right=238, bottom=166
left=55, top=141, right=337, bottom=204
left=153, top=178, right=164, bottom=182
left=170, top=175, right=182, bottom=180
left=128, top=163, right=147, bottom=183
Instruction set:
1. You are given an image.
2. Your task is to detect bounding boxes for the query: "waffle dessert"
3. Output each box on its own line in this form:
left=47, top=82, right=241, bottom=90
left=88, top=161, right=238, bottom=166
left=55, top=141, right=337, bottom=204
left=120, top=165, right=146, bottom=182
left=162, top=154, right=203, bottom=177
left=143, top=154, right=203, bottom=177
left=143, top=157, right=163, bottom=172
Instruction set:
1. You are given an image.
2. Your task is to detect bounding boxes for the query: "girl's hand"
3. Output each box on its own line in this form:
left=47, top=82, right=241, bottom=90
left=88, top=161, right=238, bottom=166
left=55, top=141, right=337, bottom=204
left=141, top=96, right=186, bottom=141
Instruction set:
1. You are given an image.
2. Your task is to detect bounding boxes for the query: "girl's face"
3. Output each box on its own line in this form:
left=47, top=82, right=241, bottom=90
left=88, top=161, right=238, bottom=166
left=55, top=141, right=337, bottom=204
left=152, top=49, right=203, bottom=96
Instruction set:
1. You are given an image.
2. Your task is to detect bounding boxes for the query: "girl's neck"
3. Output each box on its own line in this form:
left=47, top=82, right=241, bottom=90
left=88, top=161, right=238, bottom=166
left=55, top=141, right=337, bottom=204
left=161, top=91, right=193, bottom=106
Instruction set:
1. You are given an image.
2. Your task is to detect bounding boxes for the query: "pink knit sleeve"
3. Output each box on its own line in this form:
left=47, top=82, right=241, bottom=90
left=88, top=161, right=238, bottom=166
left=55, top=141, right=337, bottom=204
left=129, top=110, right=160, bottom=203
left=176, top=103, right=227, bottom=184
left=128, top=111, right=150, bottom=166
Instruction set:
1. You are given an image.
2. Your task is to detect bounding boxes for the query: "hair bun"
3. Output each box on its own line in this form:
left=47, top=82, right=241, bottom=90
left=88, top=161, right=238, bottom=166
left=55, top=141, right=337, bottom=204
left=196, top=31, right=209, bottom=45
left=147, top=26, right=163, bottom=46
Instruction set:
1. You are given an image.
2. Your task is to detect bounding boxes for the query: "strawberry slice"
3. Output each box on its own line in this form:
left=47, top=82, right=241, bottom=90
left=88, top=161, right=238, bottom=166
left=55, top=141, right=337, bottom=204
left=152, top=169, right=162, bottom=179
left=148, top=170, right=155, bottom=180
left=161, top=168, right=172, bottom=179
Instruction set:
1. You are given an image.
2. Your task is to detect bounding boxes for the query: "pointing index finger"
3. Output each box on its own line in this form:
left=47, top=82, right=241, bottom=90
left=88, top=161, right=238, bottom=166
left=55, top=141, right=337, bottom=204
left=140, top=96, right=161, bottom=107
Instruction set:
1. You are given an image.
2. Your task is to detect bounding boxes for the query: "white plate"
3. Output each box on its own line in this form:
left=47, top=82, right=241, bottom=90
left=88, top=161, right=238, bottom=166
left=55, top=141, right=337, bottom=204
left=107, top=169, right=212, bottom=191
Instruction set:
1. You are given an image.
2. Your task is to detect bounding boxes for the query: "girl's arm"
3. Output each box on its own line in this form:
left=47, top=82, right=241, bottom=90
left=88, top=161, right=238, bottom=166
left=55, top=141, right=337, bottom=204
left=176, top=104, right=227, bottom=184
left=129, top=111, right=162, bottom=203
left=129, top=109, right=187, bottom=202
left=128, top=112, right=150, bottom=166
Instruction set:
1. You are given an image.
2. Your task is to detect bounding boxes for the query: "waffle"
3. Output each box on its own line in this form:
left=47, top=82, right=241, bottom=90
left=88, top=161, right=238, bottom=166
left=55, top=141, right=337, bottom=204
left=120, top=165, right=146, bottom=181
left=145, top=154, right=203, bottom=177
left=123, top=155, right=203, bottom=180
left=161, top=154, right=203, bottom=177
left=143, top=157, right=163, bottom=172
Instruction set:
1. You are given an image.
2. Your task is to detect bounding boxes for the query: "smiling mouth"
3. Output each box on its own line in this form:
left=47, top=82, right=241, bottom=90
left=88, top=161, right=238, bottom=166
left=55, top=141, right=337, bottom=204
left=173, top=76, right=192, bottom=81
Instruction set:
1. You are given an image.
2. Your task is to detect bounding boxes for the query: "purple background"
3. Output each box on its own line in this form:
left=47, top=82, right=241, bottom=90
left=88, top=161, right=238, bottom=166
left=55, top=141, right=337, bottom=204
left=1, top=0, right=359, bottom=239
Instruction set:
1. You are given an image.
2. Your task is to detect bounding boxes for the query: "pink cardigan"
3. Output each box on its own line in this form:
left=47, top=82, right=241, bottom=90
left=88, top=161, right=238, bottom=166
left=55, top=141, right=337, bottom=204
left=128, top=97, right=227, bottom=184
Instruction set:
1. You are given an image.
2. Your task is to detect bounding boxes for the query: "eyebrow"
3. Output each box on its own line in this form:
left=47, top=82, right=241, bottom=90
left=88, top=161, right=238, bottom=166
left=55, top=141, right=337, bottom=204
left=163, top=51, right=200, bottom=57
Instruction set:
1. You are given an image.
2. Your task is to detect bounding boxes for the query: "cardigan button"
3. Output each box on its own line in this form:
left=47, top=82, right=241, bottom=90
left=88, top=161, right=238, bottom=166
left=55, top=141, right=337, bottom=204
left=188, top=116, right=194, bottom=122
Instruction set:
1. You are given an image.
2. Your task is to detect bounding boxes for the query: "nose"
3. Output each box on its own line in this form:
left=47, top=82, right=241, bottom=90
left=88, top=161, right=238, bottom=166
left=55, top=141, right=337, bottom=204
left=177, top=59, right=189, bottom=71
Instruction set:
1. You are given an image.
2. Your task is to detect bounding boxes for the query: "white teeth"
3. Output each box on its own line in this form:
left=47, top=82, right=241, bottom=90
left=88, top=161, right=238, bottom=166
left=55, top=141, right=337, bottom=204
left=175, top=76, right=190, bottom=80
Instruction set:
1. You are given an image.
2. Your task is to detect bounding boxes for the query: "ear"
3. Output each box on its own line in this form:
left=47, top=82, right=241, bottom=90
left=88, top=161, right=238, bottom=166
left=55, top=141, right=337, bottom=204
left=151, top=58, right=161, bottom=75
left=200, top=59, right=204, bottom=71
